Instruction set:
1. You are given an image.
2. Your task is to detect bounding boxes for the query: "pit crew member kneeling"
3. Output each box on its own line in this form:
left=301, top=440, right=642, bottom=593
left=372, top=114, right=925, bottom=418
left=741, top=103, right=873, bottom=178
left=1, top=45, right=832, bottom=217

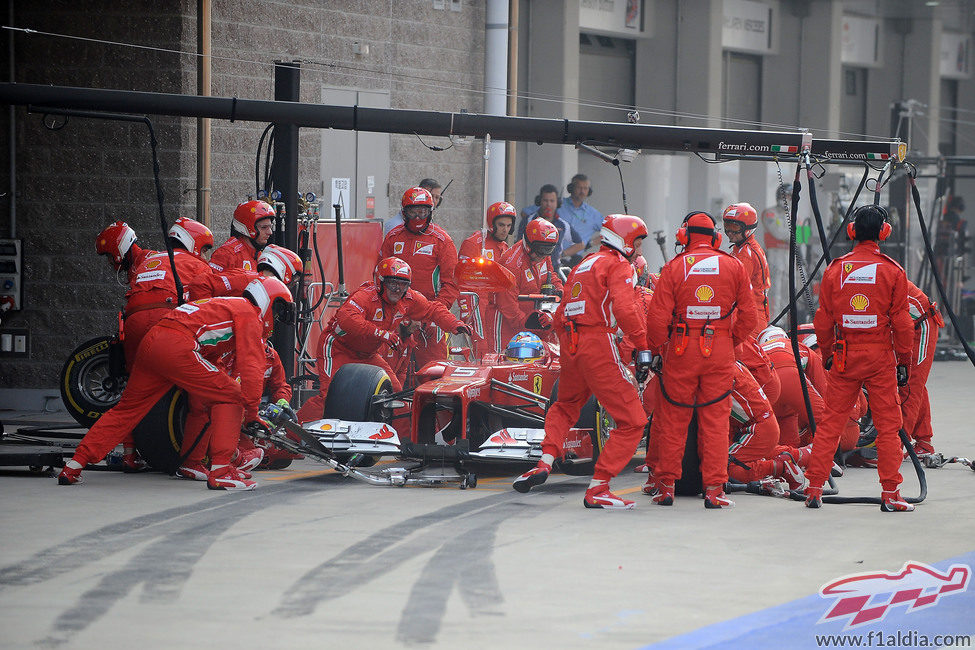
left=57, top=277, right=294, bottom=491
left=512, top=214, right=652, bottom=510
left=295, top=257, right=470, bottom=422
left=644, top=212, right=757, bottom=508
left=803, top=205, right=915, bottom=512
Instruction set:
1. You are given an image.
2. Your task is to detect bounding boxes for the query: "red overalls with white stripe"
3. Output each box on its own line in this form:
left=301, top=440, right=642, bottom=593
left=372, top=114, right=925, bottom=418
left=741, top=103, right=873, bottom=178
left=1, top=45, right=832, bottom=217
left=69, top=298, right=266, bottom=468
left=541, top=247, right=647, bottom=481
left=806, top=242, right=914, bottom=493
left=902, top=281, right=941, bottom=452
left=295, top=282, right=462, bottom=422
left=645, top=239, right=757, bottom=487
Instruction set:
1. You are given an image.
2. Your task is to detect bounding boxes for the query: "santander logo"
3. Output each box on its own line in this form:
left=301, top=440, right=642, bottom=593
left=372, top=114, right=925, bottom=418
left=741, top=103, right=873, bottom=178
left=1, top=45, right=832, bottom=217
left=818, top=561, right=970, bottom=629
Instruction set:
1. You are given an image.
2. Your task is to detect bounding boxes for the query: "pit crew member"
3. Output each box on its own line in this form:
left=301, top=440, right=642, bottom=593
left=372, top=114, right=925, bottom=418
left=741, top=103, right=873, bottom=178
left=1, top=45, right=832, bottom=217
left=722, top=202, right=771, bottom=334
left=644, top=212, right=758, bottom=508
left=803, top=205, right=914, bottom=512
left=295, top=257, right=470, bottom=422
left=209, top=199, right=275, bottom=272
left=380, top=187, right=460, bottom=369
left=512, top=214, right=651, bottom=510
left=458, top=201, right=515, bottom=351
left=58, top=277, right=294, bottom=491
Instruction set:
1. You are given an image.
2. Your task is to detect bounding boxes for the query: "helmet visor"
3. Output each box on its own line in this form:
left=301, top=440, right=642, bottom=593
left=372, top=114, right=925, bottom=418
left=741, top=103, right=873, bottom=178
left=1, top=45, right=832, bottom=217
left=529, top=242, right=557, bottom=257
left=505, top=345, right=543, bottom=360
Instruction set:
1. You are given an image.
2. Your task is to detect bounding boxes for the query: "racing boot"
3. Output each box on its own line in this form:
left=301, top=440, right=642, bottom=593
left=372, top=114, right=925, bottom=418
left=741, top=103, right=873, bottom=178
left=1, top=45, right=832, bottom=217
left=57, top=460, right=84, bottom=485
left=512, top=462, right=551, bottom=493
left=641, top=470, right=659, bottom=496
left=773, top=452, right=808, bottom=491
left=703, top=485, right=734, bottom=509
left=651, top=481, right=675, bottom=506
left=804, top=485, right=823, bottom=509
left=880, top=489, right=915, bottom=513
left=207, top=464, right=257, bottom=491
left=633, top=463, right=650, bottom=473
left=122, top=448, right=150, bottom=473
left=176, top=461, right=210, bottom=481
left=232, top=447, right=264, bottom=473
left=583, top=482, right=635, bottom=510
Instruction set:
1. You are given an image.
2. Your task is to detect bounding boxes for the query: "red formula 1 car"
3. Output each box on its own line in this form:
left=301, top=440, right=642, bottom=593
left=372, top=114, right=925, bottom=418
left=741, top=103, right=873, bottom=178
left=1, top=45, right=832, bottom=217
left=264, top=259, right=608, bottom=484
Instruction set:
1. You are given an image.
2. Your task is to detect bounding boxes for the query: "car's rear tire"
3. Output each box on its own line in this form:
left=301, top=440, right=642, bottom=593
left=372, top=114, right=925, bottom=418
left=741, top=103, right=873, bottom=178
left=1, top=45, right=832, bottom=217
left=60, top=336, right=126, bottom=428
left=675, top=415, right=704, bottom=496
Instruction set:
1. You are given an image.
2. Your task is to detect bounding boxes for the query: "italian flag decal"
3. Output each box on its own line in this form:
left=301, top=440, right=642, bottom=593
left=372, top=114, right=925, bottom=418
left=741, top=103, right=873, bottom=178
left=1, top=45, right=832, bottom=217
left=866, top=152, right=890, bottom=160
left=771, top=145, right=798, bottom=153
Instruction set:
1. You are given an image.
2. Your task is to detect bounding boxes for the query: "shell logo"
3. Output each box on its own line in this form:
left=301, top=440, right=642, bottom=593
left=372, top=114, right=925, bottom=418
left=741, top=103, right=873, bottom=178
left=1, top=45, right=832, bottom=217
left=570, top=282, right=582, bottom=298
left=146, top=259, right=161, bottom=269
left=850, top=294, right=869, bottom=312
left=695, top=284, right=715, bottom=302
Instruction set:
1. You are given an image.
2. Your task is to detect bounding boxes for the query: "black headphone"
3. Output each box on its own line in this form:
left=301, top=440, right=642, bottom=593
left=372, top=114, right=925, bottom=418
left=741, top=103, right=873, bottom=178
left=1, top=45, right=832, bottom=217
left=534, top=184, right=563, bottom=209
left=567, top=177, right=593, bottom=197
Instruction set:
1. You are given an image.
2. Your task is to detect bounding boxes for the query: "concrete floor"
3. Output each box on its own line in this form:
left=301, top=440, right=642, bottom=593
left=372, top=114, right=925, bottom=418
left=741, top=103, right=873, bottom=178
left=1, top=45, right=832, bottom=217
left=1, top=362, right=973, bottom=649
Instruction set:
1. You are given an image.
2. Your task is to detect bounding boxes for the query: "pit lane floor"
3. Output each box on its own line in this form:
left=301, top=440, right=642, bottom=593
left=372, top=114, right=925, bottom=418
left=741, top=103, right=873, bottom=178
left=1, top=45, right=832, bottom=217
left=1, top=362, right=973, bottom=649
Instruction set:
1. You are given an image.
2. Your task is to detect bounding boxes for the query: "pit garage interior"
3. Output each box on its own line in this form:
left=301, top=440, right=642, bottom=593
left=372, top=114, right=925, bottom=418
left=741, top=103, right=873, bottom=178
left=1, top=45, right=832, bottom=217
left=2, top=2, right=975, bottom=648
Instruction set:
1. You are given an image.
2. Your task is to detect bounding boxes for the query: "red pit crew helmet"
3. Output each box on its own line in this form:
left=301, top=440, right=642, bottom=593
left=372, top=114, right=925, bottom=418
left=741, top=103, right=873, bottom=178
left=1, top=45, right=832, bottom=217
left=258, top=244, right=303, bottom=284
left=601, top=214, right=648, bottom=258
left=168, top=217, right=214, bottom=258
left=95, top=221, right=137, bottom=269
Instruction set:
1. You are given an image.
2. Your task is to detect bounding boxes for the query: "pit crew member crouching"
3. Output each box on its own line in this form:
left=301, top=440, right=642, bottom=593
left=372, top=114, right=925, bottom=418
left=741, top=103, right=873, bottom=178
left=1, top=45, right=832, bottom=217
left=295, top=257, right=471, bottom=423
left=58, top=277, right=294, bottom=491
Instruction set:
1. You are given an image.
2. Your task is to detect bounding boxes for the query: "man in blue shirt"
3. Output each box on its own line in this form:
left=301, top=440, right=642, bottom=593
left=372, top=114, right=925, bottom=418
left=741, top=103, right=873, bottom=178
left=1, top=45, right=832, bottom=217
left=518, top=183, right=583, bottom=273
left=557, top=174, right=603, bottom=264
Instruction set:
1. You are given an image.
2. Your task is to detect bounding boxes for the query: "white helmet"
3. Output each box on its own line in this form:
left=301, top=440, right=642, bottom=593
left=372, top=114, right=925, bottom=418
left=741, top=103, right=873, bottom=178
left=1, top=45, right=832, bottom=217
left=757, top=325, right=787, bottom=346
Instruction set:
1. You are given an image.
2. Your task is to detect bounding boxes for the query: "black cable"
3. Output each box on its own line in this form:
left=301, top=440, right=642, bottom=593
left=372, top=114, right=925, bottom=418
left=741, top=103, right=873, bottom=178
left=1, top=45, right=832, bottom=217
left=770, top=164, right=871, bottom=326
left=616, top=162, right=628, bottom=214
left=909, top=174, right=975, bottom=366
left=263, top=129, right=275, bottom=193
left=815, top=429, right=927, bottom=505
left=255, top=123, right=274, bottom=195
left=786, top=163, right=818, bottom=437
left=144, top=117, right=184, bottom=305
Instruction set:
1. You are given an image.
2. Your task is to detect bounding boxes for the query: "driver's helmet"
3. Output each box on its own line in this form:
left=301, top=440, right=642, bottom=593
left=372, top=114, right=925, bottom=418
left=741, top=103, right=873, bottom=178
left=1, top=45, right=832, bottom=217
left=504, top=331, right=545, bottom=362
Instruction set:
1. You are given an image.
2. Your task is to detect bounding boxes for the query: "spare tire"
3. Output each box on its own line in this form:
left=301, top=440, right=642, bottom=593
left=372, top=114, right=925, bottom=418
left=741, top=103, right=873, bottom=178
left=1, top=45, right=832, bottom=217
left=60, top=335, right=126, bottom=427
left=131, top=387, right=188, bottom=474
left=323, top=363, right=394, bottom=422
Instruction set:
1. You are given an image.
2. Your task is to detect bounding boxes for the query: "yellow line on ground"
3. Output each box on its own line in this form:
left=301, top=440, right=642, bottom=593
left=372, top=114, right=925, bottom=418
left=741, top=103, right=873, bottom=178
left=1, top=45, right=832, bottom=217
left=263, top=469, right=336, bottom=481
left=616, top=486, right=644, bottom=496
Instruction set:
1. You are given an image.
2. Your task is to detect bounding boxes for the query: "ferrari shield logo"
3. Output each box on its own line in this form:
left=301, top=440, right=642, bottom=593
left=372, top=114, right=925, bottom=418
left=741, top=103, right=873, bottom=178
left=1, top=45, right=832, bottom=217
left=533, top=374, right=543, bottom=395
left=843, top=262, right=853, bottom=274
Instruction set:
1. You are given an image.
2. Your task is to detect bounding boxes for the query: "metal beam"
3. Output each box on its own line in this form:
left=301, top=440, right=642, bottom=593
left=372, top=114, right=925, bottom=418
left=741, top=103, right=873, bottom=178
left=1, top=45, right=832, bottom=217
left=0, top=82, right=901, bottom=159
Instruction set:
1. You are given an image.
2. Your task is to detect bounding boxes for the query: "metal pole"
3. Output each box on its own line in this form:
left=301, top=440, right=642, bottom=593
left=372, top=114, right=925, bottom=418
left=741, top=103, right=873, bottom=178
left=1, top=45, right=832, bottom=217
left=196, top=0, right=212, bottom=227
left=270, top=60, right=300, bottom=378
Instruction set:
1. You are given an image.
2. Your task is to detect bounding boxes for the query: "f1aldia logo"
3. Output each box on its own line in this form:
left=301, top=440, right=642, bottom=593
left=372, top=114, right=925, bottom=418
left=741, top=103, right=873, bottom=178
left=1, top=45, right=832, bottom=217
left=818, top=561, right=970, bottom=629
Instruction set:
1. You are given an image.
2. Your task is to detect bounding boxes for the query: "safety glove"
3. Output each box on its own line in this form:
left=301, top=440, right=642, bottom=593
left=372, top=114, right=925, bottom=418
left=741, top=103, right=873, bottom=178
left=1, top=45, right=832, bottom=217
left=374, top=327, right=401, bottom=350
left=633, top=349, right=654, bottom=384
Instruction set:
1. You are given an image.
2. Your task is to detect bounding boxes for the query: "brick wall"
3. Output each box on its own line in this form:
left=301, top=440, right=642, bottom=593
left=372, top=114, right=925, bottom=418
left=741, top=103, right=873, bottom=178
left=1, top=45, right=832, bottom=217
left=0, top=0, right=487, bottom=396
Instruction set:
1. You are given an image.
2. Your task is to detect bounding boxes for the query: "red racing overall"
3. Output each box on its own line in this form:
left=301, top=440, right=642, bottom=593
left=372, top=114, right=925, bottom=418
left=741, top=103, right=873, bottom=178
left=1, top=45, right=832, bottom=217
left=69, top=298, right=267, bottom=469
left=380, top=223, right=459, bottom=369
left=902, top=281, right=942, bottom=453
left=730, top=235, right=771, bottom=335
left=541, top=247, right=648, bottom=482
left=493, top=242, right=564, bottom=352
left=645, top=237, right=757, bottom=488
left=209, top=235, right=259, bottom=272
left=805, top=241, right=914, bottom=493
left=296, top=282, right=463, bottom=422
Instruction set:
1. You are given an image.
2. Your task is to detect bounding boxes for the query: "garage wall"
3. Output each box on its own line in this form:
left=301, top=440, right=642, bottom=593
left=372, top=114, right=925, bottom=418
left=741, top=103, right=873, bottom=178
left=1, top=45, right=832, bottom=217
left=0, top=0, right=486, bottom=405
